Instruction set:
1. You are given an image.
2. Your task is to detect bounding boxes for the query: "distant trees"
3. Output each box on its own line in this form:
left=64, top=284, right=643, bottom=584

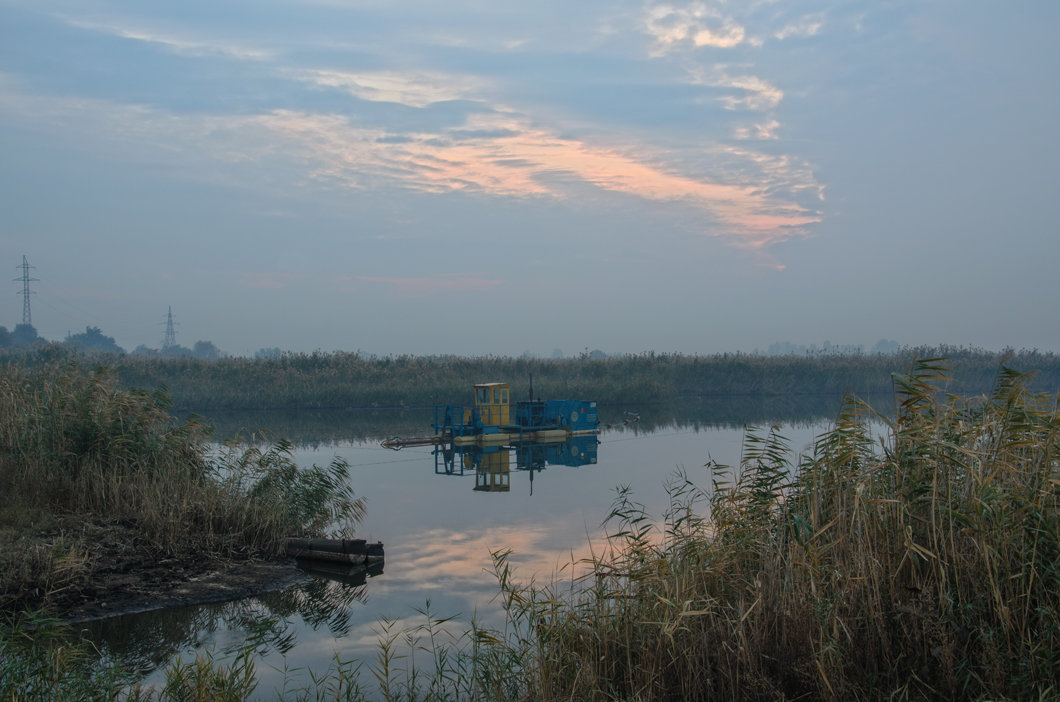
left=55, top=329, right=224, bottom=359
left=0, top=324, right=41, bottom=350
left=156, top=342, right=224, bottom=359
left=192, top=340, right=222, bottom=360
left=10, top=324, right=40, bottom=348
left=0, top=325, right=225, bottom=360
left=871, top=338, right=901, bottom=354
left=64, top=326, right=124, bottom=355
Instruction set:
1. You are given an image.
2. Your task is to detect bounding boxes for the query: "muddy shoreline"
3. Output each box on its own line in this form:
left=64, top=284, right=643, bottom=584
left=3, top=517, right=314, bottom=624
left=61, top=558, right=312, bottom=624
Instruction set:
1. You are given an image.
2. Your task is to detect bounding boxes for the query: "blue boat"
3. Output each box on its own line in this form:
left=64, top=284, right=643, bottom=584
left=432, top=382, right=598, bottom=446
left=381, top=382, right=599, bottom=449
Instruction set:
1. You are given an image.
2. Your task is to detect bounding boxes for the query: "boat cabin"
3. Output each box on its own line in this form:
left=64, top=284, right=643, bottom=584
left=473, top=382, right=510, bottom=426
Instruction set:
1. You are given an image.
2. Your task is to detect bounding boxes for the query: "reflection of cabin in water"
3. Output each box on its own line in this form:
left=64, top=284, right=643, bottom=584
left=474, top=448, right=510, bottom=492
left=436, top=434, right=599, bottom=494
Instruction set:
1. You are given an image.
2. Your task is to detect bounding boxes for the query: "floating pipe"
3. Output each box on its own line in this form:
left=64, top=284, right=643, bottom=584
left=285, top=538, right=384, bottom=565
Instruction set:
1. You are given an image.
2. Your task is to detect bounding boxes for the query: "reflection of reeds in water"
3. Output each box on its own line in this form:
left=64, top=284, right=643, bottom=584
left=83, top=598, right=292, bottom=675
left=77, top=562, right=377, bottom=675
left=258, top=560, right=378, bottom=638
left=201, top=407, right=433, bottom=447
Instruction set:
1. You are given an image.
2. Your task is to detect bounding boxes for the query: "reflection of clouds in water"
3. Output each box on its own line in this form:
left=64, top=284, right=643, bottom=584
left=394, top=524, right=605, bottom=593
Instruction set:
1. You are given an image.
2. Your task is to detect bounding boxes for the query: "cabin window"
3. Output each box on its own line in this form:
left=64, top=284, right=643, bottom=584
left=493, top=388, right=500, bottom=403
left=502, top=389, right=508, bottom=403
left=478, top=388, right=489, bottom=404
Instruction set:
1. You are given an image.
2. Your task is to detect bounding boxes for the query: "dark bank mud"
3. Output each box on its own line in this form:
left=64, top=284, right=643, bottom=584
left=61, top=558, right=310, bottom=624
left=3, top=516, right=310, bottom=624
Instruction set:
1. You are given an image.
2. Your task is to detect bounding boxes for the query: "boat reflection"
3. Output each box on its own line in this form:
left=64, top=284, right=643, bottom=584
left=433, top=435, right=599, bottom=493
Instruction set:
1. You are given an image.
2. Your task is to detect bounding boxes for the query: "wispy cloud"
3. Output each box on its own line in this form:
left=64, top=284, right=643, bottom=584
left=293, top=69, right=485, bottom=108
left=3, top=0, right=826, bottom=257
left=774, top=16, right=824, bottom=41
left=56, top=15, right=274, bottom=61
left=688, top=66, right=784, bottom=111
left=359, top=276, right=504, bottom=297
left=0, top=68, right=818, bottom=251
left=259, top=107, right=819, bottom=246
left=733, top=118, right=781, bottom=140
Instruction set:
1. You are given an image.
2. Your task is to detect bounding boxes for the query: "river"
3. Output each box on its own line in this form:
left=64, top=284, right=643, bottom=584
left=80, top=402, right=841, bottom=695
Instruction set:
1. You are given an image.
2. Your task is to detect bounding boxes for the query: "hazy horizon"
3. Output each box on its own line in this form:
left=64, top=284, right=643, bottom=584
left=1, top=310, right=1033, bottom=360
left=3, top=1, right=1057, bottom=357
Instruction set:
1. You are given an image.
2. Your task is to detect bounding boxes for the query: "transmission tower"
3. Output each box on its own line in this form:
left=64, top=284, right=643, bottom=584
left=13, top=255, right=38, bottom=326
left=162, top=306, right=178, bottom=349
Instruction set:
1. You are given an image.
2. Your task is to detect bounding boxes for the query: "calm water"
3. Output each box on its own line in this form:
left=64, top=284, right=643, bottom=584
left=82, top=407, right=836, bottom=693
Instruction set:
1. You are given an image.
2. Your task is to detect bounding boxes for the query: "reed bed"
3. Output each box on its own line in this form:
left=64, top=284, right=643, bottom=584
left=0, top=361, right=365, bottom=612
left=9, top=344, right=1056, bottom=412
left=481, top=359, right=1059, bottom=700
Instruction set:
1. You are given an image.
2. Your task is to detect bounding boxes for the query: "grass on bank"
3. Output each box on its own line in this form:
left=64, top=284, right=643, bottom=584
left=0, top=361, right=365, bottom=613
left=2, top=359, right=1058, bottom=700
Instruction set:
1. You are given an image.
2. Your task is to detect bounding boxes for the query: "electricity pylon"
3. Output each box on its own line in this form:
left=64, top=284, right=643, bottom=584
left=162, top=306, right=177, bottom=349
left=13, top=255, right=38, bottom=326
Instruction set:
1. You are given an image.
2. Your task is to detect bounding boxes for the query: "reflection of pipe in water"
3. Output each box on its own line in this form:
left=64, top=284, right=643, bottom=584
left=295, top=558, right=384, bottom=587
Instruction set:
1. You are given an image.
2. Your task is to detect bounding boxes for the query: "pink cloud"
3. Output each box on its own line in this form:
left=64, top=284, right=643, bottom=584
left=260, top=110, right=820, bottom=249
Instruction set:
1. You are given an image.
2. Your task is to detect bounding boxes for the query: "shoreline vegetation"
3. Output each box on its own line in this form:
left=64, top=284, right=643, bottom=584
left=1, top=355, right=1058, bottom=699
left=4, top=344, right=1059, bottom=413
left=0, top=362, right=365, bottom=616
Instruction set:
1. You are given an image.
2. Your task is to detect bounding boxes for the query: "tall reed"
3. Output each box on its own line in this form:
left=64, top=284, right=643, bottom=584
left=484, top=359, right=1059, bottom=700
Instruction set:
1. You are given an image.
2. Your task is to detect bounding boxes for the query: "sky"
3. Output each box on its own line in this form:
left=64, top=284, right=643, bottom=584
left=1, top=1, right=1057, bottom=357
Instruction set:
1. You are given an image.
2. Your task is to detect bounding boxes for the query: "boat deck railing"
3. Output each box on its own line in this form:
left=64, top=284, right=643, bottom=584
left=433, top=403, right=576, bottom=437
left=433, top=404, right=479, bottom=438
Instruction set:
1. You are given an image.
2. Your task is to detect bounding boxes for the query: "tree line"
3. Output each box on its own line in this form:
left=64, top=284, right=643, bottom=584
left=0, top=324, right=223, bottom=359
left=4, top=343, right=1057, bottom=413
